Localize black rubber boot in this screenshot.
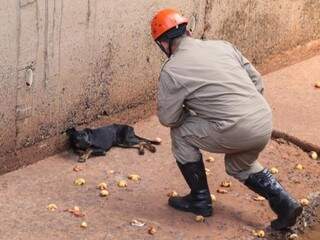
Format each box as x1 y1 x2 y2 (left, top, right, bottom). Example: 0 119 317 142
245 169 303 230
168 157 213 217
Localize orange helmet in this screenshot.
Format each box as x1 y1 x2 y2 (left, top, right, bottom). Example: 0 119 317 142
151 8 188 40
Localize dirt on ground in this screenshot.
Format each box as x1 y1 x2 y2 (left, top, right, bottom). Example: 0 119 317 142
0 115 319 240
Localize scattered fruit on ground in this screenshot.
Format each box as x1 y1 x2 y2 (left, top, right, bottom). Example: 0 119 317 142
128 174 141 182
315 81 320 88
309 151 318 160
167 191 178 197
97 182 108 190
252 230 265 238
73 166 83 172
155 137 162 143
108 170 115 175
270 167 279 174
74 178 86 186
195 215 205 222
148 226 157 235
288 233 299 240
300 198 310 206
211 194 216 202
220 180 232 188
253 196 265 201
130 219 146 227
206 156 215 163
64 206 85 217
295 164 304 170
205 168 211 175
117 180 127 188
98 182 108 190
100 190 109 197
47 204 58 212
80 221 88 228
217 189 228 194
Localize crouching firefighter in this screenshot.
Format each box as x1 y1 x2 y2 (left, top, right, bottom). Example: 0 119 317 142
151 8 302 230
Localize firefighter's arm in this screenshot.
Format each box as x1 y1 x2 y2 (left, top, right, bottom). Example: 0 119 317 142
232 45 264 94
157 70 189 128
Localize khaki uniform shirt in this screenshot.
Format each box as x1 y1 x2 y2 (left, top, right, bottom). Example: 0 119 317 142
157 37 272 135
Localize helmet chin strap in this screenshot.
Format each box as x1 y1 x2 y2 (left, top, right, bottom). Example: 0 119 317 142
156 39 173 58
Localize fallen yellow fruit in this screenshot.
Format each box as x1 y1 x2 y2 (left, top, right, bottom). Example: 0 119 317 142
117 180 127 188
167 191 178 197
217 189 228 194
128 174 141 181
310 151 318 160
155 137 162 143
211 194 216 202
206 156 215 163
74 178 86 186
315 81 320 88
47 204 58 212
80 221 88 228
295 164 304 170
73 166 83 172
100 190 109 197
253 196 265 201
108 170 115 174
300 198 309 206
221 180 232 188
97 182 108 190
270 167 279 174
253 230 265 238
148 226 157 235
195 215 205 222
288 233 299 240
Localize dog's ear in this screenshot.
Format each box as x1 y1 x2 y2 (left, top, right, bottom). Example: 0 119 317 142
66 127 76 136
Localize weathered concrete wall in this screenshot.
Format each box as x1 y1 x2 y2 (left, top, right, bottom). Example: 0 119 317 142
0 0 319 173
204 0 320 64
0 0 206 173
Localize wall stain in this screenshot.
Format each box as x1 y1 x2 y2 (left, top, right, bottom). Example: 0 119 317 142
43 0 49 87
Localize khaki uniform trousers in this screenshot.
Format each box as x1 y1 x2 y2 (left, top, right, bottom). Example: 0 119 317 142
170 115 272 181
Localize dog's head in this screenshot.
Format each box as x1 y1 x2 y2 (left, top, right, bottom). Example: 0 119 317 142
66 127 91 150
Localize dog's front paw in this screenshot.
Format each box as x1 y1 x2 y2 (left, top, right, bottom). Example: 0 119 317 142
78 149 92 162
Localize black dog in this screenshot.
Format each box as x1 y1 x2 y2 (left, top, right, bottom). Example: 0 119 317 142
66 124 161 162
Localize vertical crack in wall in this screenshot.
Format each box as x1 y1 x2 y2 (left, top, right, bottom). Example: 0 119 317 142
14 0 22 144
201 0 212 40
58 0 64 132
43 0 49 87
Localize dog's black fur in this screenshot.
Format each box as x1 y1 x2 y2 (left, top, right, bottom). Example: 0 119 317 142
66 124 160 162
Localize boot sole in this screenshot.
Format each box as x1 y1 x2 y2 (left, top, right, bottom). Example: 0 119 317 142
168 201 213 217
271 205 303 230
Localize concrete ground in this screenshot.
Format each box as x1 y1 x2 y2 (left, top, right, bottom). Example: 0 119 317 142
264 55 320 146
0 56 320 240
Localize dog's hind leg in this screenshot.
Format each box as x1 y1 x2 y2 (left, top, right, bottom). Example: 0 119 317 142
79 149 93 163
138 143 145 155
142 142 156 153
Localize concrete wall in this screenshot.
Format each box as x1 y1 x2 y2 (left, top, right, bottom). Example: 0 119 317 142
204 0 320 64
0 0 319 173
